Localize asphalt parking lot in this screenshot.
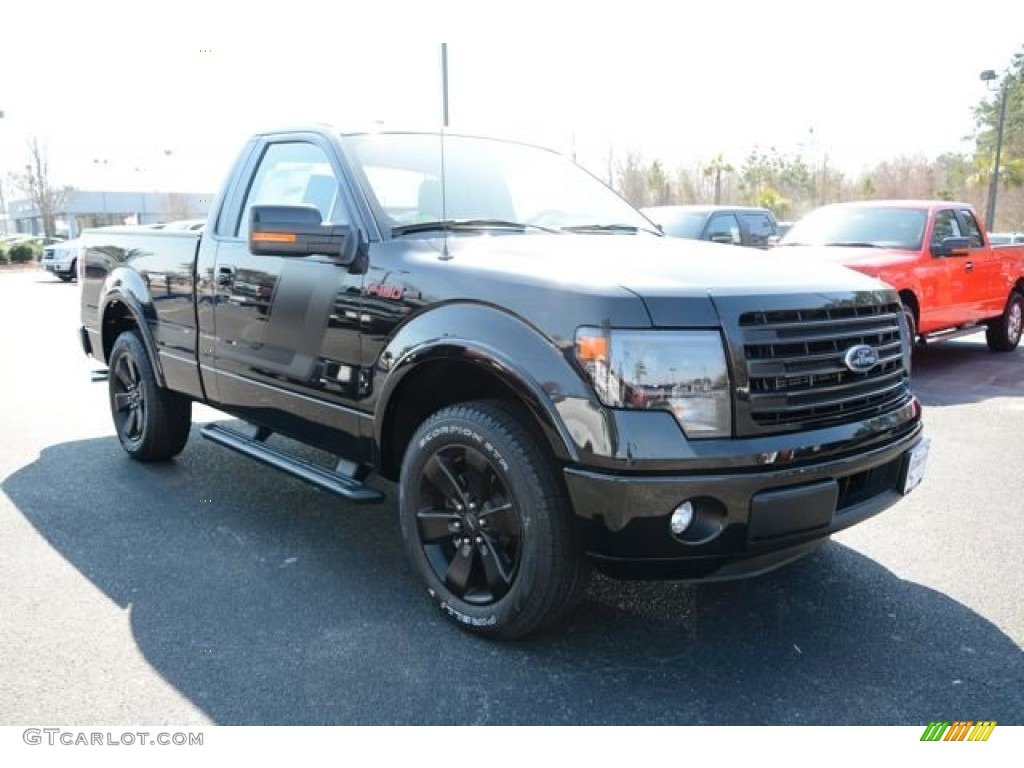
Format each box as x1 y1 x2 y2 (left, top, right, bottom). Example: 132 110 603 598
0 267 1021 725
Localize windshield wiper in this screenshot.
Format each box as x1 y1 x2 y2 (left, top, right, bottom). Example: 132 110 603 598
392 218 560 236
560 223 660 236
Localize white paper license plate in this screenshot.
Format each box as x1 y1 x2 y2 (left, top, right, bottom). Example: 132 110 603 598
903 438 930 495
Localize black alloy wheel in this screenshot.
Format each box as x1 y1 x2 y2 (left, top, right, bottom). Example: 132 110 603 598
399 400 587 638
111 351 147 445
415 442 522 605
107 330 192 462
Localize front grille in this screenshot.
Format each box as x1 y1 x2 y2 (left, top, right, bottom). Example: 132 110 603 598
739 302 910 431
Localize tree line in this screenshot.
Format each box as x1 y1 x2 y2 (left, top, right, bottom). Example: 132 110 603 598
612 47 1024 231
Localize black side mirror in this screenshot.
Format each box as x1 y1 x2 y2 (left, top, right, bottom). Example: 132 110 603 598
709 232 735 245
931 235 971 257
249 205 357 264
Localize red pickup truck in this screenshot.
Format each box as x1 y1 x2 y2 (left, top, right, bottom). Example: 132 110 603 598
778 200 1024 351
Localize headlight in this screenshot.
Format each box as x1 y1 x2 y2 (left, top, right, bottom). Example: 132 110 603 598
574 328 732 438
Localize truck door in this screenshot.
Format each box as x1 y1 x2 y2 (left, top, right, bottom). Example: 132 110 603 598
922 208 972 330
209 137 368 450
957 207 1003 317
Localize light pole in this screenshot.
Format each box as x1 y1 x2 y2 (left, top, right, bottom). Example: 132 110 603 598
441 44 450 128
980 69 1009 232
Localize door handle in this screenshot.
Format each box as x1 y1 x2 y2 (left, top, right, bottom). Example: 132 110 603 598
217 266 236 287
964 261 974 272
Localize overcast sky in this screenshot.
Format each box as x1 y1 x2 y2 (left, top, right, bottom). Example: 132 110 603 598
1 1 1022 194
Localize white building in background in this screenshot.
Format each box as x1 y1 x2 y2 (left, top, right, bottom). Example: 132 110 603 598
7 189 213 238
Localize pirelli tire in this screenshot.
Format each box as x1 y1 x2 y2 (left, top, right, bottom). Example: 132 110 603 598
985 290 1024 352
108 330 192 462
398 400 588 639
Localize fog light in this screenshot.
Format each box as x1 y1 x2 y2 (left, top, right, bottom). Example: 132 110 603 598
670 501 694 534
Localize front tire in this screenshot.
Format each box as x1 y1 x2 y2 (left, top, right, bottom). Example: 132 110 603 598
399 401 587 639
108 330 192 461
901 301 918 347
985 290 1023 352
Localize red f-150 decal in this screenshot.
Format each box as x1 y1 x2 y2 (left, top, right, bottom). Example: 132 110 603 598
366 283 405 300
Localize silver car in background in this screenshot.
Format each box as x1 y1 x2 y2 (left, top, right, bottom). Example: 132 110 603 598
40 238 83 282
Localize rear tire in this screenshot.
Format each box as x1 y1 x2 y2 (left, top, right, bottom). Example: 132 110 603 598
108 330 192 461
985 290 1023 352
398 400 588 639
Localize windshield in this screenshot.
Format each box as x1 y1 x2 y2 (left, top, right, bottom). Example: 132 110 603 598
781 205 927 250
643 209 707 239
341 133 658 236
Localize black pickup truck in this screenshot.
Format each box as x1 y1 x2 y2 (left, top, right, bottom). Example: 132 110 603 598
79 127 928 638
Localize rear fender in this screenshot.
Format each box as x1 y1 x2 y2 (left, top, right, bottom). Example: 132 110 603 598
99 267 165 386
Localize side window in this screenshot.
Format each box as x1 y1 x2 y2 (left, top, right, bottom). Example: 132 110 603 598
740 213 776 247
958 210 985 248
931 209 961 245
706 214 742 245
236 142 345 238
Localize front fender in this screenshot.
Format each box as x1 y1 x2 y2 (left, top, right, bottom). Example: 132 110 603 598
99 268 165 386
372 302 617 463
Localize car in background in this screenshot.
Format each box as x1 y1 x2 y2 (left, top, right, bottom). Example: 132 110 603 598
776 200 1024 351
641 205 780 248
40 238 83 282
146 219 206 232
990 232 1024 245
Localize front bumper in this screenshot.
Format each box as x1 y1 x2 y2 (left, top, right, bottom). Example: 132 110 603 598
565 418 925 580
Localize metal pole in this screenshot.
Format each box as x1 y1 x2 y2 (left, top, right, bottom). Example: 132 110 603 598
985 81 1009 232
441 44 449 128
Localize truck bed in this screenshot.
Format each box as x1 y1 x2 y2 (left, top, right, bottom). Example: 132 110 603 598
80 227 205 399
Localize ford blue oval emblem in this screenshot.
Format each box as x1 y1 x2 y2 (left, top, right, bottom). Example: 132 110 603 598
844 344 879 373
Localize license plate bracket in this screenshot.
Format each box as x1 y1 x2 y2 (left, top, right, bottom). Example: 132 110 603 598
903 438 930 495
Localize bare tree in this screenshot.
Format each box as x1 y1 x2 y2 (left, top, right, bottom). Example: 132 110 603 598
615 151 648 207
674 166 701 204
9 137 73 239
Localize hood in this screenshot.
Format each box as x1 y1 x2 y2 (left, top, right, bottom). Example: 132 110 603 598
443 234 889 295
437 233 894 327
771 244 919 274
